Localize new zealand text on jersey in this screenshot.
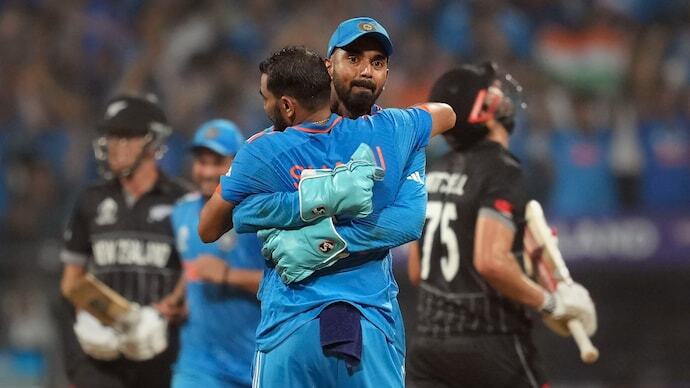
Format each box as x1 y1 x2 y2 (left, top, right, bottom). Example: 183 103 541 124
426 172 468 196
93 239 172 268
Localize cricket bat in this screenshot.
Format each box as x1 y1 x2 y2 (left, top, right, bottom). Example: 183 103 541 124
524 200 600 364
66 273 133 327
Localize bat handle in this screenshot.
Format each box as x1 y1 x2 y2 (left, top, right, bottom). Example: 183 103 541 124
567 319 599 364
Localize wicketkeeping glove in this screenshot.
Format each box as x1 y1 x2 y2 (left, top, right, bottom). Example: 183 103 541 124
259 217 349 284
540 282 597 336
299 143 384 222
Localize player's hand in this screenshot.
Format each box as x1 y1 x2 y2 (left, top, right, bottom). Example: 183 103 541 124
118 306 168 361
259 217 349 284
154 291 187 324
73 310 121 360
194 255 230 284
541 282 597 336
299 143 384 223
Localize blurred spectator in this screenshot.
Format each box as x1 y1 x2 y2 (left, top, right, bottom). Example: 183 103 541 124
548 93 618 217
638 87 690 211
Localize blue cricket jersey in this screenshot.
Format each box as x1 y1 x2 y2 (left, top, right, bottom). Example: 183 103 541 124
220 108 432 352
171 193 263 384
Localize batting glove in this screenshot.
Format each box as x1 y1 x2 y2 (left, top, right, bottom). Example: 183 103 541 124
540 282 597 336
118 305 168 361
73 311 121 360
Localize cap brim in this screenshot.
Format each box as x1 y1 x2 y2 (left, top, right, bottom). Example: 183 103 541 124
190 141 233 157
329 31 393 57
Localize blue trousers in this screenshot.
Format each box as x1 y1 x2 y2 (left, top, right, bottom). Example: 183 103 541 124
173 367 251 388
252 317 404 388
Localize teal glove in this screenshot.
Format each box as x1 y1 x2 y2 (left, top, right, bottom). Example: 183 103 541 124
299 143 384 223
258 217 349 284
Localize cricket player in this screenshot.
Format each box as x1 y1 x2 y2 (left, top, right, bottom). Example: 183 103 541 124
406 63 597 387
171 119 263 388
59 95 189 388
230 16 424 367
198 46 455 387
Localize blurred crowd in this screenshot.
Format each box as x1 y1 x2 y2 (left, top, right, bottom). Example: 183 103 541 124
0 0 689 384
1 0 689 244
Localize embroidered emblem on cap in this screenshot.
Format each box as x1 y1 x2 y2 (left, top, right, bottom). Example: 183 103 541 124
205 127 219 139
359 22 375 32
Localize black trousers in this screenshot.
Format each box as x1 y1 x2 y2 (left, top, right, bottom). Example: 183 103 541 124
68 339 179 388
406 333 548 388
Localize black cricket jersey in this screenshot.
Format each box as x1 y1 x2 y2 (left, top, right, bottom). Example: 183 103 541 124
416 140 531 337
61 173 189 306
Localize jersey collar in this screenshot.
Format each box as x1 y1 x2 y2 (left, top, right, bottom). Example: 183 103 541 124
289 113 342 134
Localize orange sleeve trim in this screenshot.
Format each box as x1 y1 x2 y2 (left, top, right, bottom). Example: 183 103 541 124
411 103 431 112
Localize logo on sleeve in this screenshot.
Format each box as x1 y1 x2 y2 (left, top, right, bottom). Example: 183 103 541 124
494 199 513 218
406 171 424 184
148 204 173 223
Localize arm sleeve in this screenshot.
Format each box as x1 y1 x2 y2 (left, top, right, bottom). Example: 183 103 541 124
335 150 427 253
477 161 527 231
232 192 306 233
60 193 92 266
235 232 267 270
375 107 433 160
219 145 279 204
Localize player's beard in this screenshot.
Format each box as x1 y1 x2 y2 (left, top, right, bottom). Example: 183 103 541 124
333 77 382 118
268 105 290 131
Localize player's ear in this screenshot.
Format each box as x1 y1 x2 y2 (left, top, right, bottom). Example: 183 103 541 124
325 58 334 78
280 96 296 122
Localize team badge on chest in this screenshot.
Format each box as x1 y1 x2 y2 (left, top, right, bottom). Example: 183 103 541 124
95 198 118 225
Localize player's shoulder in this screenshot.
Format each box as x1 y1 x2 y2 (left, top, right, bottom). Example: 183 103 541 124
171 191 201 221
174 191 202 208
246 126 276 144
471 141 523 178
77 179 119 203
243 127 288 154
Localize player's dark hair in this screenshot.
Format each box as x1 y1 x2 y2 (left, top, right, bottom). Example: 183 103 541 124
259 46 331 111
430 62 522 151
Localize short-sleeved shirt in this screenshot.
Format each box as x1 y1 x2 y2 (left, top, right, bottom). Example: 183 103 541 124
416 140 531 337
220 109 432 351
171 192 263 383
61 173 189 305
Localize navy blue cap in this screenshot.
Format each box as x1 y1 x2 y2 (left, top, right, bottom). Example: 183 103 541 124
327 17 393 58
191 119 245 157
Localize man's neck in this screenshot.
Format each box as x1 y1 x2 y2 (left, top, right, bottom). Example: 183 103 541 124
299 106 334 125
486 120 509 149
333 100 374 119
119 160 159 201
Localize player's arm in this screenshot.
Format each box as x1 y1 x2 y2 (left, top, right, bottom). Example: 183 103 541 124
60 192 92 300
334 149 427 253
232 192 303 233
413 102 456 138
194 255 263 294
61 264 86 298
407 240 422 287
199 189 235 242
233 143 382 233
154 276 187 323
474 214 546 309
